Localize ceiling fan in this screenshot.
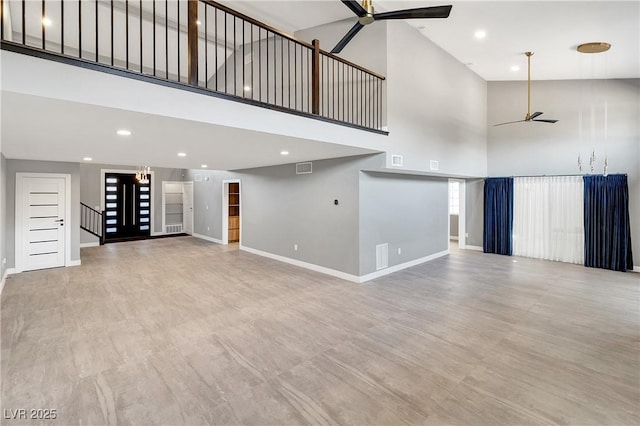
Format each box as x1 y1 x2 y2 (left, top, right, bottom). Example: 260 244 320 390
331 0 453 54
494 52 558 126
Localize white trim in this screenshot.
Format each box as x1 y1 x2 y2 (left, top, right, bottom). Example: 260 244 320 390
0 269 9 295
632 266 640 273
80 242 100 248
449 178 466 249
222 179 241 246
68 260 81 267
240 245 361 282
465 245 484 252
15 173 72 273
183 181 194 235
101 168 156 236
450 236 459 241
192 233 223 245
239 245 449 284
359 250 449 283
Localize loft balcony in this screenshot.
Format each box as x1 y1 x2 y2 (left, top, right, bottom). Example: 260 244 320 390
0 0 387 133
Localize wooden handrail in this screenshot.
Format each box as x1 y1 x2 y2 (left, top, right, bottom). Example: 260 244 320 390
320 50 386 80
200 0 384 79
2 0 387 131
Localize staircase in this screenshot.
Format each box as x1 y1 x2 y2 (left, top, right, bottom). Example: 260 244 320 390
80 203 105 245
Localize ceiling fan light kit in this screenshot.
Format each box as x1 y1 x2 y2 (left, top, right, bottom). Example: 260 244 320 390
331 0 452 54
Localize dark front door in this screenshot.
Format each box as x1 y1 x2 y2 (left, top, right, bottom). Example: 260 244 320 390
104 173 151 241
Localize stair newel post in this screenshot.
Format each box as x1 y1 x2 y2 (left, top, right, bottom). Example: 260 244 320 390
101 210 106 245
187 0 199 86
312 39 320 115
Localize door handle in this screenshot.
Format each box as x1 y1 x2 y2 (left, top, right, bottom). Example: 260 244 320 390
54 219 64 222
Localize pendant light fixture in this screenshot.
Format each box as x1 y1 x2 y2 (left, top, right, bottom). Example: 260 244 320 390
577 42 611 174
136 166 151 184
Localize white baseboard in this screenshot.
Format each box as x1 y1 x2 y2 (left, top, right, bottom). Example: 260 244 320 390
633 266 640 273
464 245 484 252
192 233 224 245
239 245 449 284
239 245 361 282
359 250 450 283
67 260 81 267
80 242 100 248
450 236 459 241
0 269 9 295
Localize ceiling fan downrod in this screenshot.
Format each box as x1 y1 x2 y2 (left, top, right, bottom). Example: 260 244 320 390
526 51 533 121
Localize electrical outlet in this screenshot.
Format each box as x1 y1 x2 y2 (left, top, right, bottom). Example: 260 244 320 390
465 233 469 238
398 248 401 255
207 226 210 231
294 244 298 251
2 258 5 265
206 205 209 210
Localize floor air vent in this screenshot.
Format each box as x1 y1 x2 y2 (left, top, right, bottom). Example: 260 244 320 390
296 162 313 174
376 243 389 270
166 224 183 234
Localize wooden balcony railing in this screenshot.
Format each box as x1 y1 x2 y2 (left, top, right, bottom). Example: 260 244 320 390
0 0 387 132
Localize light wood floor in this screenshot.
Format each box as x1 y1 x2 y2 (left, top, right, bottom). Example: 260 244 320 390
1 237 638 425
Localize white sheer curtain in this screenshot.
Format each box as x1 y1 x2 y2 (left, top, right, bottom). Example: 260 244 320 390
513 176 584 264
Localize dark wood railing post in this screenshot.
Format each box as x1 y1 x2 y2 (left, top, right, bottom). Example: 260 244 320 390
187 0 198 86
312 39 320 115
101 210 106 245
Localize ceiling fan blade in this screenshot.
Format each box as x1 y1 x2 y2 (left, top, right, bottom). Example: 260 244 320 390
340 0 367 17
493 119 527 127
374 5 452 20
532 119 559 123
529 111 543 119
331 22 365 54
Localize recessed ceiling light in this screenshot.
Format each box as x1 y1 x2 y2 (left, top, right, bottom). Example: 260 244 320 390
243 85 251 92
510 65 520 72
280 150 289 156
201 164 208 168
116 129 131 136
178 152 187 157
474 30 486 39
83 157 92 161
42 17 52 27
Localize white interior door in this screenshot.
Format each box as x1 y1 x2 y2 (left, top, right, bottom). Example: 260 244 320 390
19 176 66 271
182 182 194 234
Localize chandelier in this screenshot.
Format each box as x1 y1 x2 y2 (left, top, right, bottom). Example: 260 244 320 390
136 166 150 184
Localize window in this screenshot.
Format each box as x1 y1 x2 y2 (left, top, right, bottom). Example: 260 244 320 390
449 181 460 215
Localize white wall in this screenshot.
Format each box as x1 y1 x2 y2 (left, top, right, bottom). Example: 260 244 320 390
488 78 640 266
296 20 487 177
4 160 81 269
385 22 487 176
359 171 449 275
0 154 6 280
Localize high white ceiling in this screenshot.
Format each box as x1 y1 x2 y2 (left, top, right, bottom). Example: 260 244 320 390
224 0 640 81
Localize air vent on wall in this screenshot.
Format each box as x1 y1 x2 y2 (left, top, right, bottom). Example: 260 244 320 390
391 155 403 167
376 243 389 270
296 162 313 174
